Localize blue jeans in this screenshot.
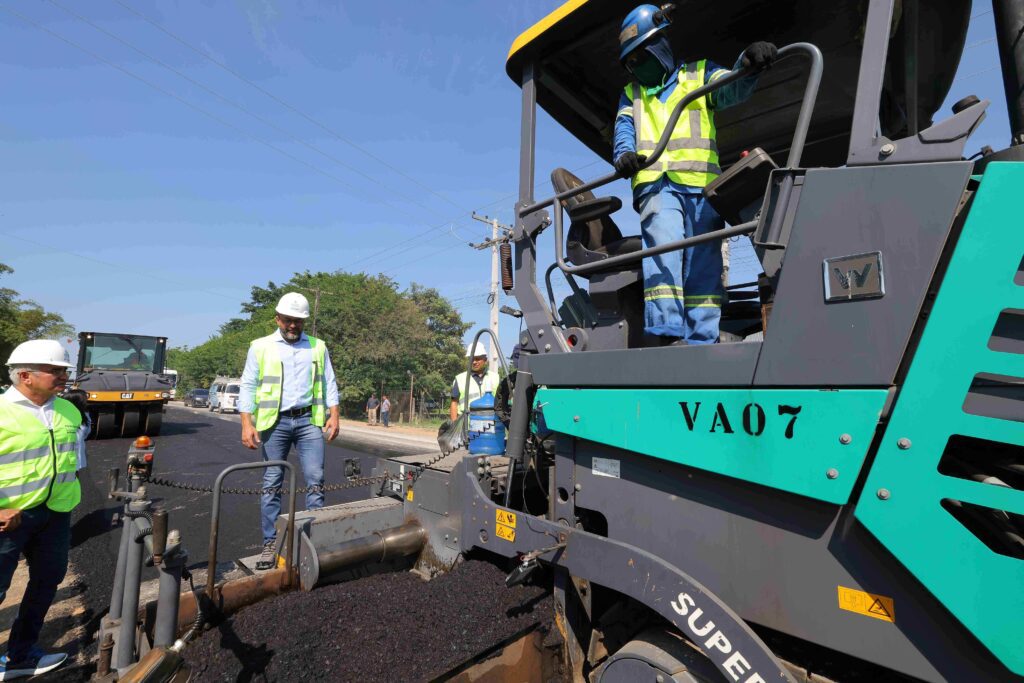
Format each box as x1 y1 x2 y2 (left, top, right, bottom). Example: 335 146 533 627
639 188 724 343
259 415 325 543
0 506 71 661
381 410 390 427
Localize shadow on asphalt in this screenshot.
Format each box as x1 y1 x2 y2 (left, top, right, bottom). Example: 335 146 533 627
157 420 211 436
70 506 119 551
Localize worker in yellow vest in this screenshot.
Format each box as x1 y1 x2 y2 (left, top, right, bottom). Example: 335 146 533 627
613 4 776 345
0 340 79 680
450 343 500 422
239 293 340 570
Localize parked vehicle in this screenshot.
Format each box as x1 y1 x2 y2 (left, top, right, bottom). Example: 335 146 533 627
184 388 209 408
209 376 242 414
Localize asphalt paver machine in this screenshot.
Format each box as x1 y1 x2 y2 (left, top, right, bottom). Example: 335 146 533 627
130 1 1024 680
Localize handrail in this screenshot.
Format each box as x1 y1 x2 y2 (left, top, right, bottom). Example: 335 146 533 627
523 43 823 277
207 460 297 598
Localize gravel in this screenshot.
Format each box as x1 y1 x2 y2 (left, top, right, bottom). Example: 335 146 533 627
183 558 554 682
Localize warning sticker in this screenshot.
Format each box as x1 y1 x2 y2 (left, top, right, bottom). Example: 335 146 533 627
837 586 895 623
406 488 414 502
496 524 516 542
496 509 517 528
592 457 621 478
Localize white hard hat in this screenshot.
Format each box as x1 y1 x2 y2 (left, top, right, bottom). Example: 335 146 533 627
6 339 73 368
275 292 310 319
465 342 488 358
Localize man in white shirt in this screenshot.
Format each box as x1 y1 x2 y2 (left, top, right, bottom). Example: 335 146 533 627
238 293 340 570
0 340 80 680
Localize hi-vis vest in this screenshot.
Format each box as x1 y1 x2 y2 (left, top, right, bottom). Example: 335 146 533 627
0 397 81 512
251 333 328 431
626 60 722 190
453 371 500 416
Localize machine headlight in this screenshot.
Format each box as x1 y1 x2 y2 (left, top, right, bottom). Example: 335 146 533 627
161 392 170 399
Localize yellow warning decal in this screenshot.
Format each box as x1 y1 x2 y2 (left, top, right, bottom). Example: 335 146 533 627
837 586 895 623
496 524 516 542
406 488 414 502
496 509 517 528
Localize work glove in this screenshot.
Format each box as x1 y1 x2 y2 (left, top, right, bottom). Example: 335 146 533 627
437 419 452 437
741 41 778 70
614 151 647 178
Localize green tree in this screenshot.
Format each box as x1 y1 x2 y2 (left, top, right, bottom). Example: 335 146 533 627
167 271 469 416
0 264 74 383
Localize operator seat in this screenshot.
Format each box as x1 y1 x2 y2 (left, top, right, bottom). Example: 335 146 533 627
551 168 644 349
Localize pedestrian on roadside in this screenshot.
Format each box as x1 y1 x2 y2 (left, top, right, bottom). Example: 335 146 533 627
239 293 341 570
380 395 391 428
0 340 80 680
366 393 379 426
60 389 91 471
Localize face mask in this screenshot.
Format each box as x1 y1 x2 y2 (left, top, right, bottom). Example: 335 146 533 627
630 53 667 88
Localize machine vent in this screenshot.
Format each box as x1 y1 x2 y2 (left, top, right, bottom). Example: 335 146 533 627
941 499 1024 560
962 373 1024 423
988 309 1024 355
937 434 1024 491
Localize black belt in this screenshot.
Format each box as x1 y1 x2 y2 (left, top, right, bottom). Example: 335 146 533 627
281 406 312 417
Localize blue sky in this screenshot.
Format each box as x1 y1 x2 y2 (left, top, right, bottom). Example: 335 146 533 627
0 0 1011 360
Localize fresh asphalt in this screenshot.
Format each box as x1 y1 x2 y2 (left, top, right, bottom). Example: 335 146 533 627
56 403 400 678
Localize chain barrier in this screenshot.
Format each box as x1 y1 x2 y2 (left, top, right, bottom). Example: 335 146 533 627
143 473 390 496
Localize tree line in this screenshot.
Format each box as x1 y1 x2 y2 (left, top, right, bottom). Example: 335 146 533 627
0 264 74 384
167 271 471 415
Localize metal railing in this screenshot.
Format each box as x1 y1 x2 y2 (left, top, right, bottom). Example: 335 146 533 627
519 42 823 277
207 460 297 598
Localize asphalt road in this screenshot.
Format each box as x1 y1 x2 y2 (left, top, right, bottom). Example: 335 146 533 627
56 404 386 679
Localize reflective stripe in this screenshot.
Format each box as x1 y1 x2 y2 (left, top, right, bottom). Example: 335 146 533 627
57 442 75 453
664 160 722 174
55 471 77 484
632 82 642 148
684 295 723 308
708 68 730 82
311 399 326 407
258 400 279 409
260 375 281 385
689 109 702 139
644 285 685 302
638 138 717 152
684 62 700 80
617 107 632 119
0 445 50 467
0 477 49 501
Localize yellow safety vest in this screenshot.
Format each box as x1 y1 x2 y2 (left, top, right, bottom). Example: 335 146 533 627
0 397 81 512
453 371 500 416
626 60 721 190
251 333 328 431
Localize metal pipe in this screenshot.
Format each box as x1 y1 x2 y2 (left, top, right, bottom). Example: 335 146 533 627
108 474 143 621
317 523 426 578
115 506 150 670
150 508 167 566
504 370 535 508
993 0 1024 143
153 543 185 648
462 329 511 418
207 460 296 599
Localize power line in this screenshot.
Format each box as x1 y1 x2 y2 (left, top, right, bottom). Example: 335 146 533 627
966 36 996 50
954 65 999 82
48 0 454 224
111 0 466 212
0 230 248 303
0 4 384 203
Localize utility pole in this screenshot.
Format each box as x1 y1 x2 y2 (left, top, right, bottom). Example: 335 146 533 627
408 371 415 423
471 213 512 368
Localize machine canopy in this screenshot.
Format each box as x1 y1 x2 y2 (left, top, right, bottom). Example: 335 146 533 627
506 0 971 167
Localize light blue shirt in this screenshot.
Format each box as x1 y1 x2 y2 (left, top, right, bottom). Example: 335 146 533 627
239 330 339 413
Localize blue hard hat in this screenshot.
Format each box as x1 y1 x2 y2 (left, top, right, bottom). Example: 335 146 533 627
619 4 673 61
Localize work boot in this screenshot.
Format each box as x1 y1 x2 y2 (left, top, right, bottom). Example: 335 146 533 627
0 649 68 680
255 538 277 571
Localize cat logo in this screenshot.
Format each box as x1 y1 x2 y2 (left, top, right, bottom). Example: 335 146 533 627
823 251 885 302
